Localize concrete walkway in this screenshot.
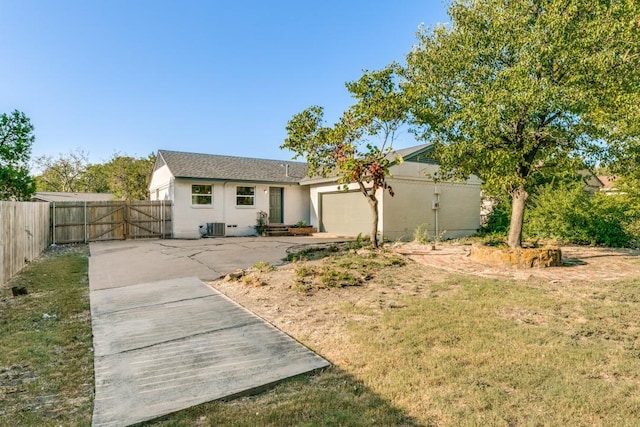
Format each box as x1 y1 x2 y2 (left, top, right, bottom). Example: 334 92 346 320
89 237 343 426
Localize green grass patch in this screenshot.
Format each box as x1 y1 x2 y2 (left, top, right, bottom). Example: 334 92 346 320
284 237 371 262
320 269 360 288
342 275 640 425
0 247 93 426
293 250 406 292
142 368 416 426
252 261 275 273
284 244 341 262
5 245 640 426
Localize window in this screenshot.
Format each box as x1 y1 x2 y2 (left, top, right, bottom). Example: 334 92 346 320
192 184 212 205
236 186 255 206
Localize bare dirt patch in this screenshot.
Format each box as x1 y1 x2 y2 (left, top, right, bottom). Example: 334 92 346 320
209 243 640 424
212 253 434 363
396 242 640 283
210 242 640 363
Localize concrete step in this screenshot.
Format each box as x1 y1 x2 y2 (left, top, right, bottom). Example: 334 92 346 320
264 224 293 237
265 231 292 237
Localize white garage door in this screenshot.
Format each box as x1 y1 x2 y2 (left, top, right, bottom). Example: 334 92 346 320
320 191 371 236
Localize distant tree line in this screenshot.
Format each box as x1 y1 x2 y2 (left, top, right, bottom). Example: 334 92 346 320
34 150 156 201
0 108 155 201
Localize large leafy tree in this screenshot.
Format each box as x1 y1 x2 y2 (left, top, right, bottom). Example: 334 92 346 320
106 154 156 201
0 110 36 200
34 149 90 192
282 65 406 248
404 0 640 248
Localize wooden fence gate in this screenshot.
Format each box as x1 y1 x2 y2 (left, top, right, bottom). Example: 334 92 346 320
51 201 172 244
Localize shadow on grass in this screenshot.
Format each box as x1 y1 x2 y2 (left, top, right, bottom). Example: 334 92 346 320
138 366 420 427
561 257 588 266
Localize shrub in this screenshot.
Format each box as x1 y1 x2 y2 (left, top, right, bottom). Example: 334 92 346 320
413 223 430 244
480 198 511 235
525 182 639 247
253 261 274 272
320 269 360 288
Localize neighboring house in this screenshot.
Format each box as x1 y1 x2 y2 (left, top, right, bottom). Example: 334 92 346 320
149 145 482 240
598 175 619 195
31 192 115 203
578 169 606 193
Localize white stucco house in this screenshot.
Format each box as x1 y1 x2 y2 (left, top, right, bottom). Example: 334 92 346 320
149 145 482 240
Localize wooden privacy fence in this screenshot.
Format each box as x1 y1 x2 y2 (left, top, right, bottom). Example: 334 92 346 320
51 201 172 244
1 201 50 285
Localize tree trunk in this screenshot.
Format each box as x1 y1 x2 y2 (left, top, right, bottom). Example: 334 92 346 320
367 196 379 248
508 185 528 248
358 182 379 248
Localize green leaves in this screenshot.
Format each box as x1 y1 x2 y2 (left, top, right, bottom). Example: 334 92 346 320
34 151 156 201
403 0 640 247
282 66 407 248
0 110 35 200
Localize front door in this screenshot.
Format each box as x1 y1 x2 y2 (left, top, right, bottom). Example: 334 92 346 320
269 187 283 224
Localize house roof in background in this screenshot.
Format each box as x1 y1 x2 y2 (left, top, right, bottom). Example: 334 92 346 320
300 144 436 185
31 192 114 202
390 143 434 162
156 150 308 184
598 175 619 189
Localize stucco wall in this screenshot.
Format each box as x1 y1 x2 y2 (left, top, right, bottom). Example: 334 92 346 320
382 178 481 241
308 182 383 235
390 161 441 180
169 180 309 239
308 161 481 241
149 164 174 201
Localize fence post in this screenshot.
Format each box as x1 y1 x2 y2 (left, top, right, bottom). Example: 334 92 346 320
84 201 88 244
52 202 56 246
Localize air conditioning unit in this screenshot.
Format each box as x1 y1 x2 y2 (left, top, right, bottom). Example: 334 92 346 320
206 222 225 237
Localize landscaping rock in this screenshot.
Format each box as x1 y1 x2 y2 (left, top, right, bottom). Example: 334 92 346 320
470 244 562 268
225 270 245 281
11 287 27 297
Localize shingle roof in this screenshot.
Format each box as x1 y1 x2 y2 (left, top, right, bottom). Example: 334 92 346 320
300 143 435 184
389 143 432 160
598 175 618 189
157 150 308 184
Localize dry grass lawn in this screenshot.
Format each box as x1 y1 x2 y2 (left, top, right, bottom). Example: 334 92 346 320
209 243 640 426
2 242 640 426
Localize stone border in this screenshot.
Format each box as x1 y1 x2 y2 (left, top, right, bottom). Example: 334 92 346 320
469 244 562 268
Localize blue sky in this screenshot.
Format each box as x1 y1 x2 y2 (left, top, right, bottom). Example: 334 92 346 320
1 1 449 168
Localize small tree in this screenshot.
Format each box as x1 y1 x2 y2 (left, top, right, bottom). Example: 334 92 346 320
403 0 640 248
282 66 406 248
0 110 35 200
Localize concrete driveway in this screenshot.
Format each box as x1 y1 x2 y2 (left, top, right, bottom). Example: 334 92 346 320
89 235 350 290
89 236 348 426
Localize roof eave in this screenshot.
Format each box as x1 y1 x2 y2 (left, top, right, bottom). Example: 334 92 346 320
174 176 303 186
